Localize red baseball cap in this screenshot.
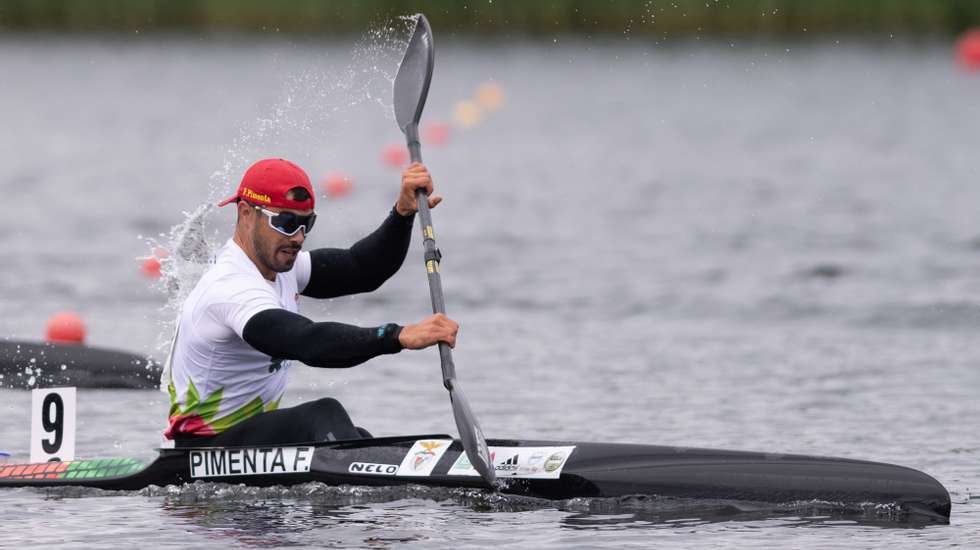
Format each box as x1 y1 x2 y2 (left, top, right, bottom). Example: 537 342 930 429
217 158 315 210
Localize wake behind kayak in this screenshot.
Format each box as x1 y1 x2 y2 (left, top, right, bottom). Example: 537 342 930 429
0 435 951 521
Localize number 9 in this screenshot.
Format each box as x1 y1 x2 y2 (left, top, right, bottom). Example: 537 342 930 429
41 393 64 459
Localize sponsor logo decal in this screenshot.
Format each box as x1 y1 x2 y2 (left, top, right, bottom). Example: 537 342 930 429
242 187 272 204
348 462 398 475
413 441 443 471
497 454 519 472
189 447 313 478
448 446 575 479
396 439 452 477
544 451 567 473
448 451 495 475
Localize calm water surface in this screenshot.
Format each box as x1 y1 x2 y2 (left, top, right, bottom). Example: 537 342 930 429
0 32 978 548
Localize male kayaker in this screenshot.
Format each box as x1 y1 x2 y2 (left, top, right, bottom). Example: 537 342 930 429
165 158 457 447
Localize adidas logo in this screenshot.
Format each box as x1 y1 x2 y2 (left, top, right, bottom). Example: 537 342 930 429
496 454 519 471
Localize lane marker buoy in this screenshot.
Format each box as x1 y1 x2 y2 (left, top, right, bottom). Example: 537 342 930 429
452 100 483 128
382 143 409 168
45 312 86 345
476 82 505 111
957 29 980 69
422 121 451 145
141 257 162 278
322 173 354 198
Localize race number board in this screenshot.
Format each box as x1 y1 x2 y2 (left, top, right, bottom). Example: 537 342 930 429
30 388 76 463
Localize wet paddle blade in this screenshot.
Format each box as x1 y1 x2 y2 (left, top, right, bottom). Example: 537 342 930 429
393 14 434 130
450 386 496 484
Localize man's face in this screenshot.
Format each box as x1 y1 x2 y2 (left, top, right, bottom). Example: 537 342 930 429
249 206 310 274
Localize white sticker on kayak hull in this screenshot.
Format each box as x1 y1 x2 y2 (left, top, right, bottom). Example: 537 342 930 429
449 446 575 479
348 462 398 475
189 446 313 478
396 439 453 477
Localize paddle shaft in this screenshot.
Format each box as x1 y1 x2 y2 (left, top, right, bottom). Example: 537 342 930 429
404 122 457 389
393 16 495 486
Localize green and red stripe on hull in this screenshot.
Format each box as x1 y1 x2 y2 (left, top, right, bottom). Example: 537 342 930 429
0 458 143 481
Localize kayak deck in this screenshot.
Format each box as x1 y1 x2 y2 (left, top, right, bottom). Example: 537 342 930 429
0 435 951 519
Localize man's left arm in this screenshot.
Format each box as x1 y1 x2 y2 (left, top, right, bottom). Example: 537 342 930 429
300 208 414 299
301 162 441 299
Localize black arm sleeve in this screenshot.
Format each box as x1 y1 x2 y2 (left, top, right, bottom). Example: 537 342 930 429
302 207 415 299
242 308 403 369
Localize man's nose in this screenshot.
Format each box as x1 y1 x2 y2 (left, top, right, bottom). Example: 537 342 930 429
289 229 306 245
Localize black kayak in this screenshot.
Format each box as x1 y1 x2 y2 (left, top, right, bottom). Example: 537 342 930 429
0 434 951 519
0 340 160 389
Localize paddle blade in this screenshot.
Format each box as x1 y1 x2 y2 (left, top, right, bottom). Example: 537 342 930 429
450 385 497 486
393 14 434 130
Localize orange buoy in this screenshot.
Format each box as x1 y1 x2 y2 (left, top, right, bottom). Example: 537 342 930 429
422 121 451 145
957 29 980 69
476 82 505 111
452 100 483 128
46 312 86 345
322 173 354 198
141 257 162 278
382 143 409 168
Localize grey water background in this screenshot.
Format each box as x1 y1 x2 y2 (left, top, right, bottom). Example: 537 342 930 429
0 30 978 547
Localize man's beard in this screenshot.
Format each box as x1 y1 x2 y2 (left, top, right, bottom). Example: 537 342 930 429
252 225 301 274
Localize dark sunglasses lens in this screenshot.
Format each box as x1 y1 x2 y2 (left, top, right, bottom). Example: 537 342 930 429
271 212 314 235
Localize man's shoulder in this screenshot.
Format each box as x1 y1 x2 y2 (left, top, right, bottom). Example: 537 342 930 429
188 253 270 306
204 264 268 294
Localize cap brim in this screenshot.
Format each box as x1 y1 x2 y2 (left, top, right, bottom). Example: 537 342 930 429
216 195 238 207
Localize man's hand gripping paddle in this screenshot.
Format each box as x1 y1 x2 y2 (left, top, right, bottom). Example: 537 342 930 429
393 14 497 488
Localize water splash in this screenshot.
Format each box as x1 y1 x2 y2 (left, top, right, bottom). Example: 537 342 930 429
144 18 416 387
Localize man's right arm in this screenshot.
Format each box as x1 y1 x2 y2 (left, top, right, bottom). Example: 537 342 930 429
242 308 403 369
241 308 461 368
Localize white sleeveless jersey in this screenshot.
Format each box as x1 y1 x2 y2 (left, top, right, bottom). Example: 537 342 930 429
164 239 311 439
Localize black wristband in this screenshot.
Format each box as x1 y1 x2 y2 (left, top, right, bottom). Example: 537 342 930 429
378 323 404 353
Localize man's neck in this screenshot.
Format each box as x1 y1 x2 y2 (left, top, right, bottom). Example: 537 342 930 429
233 232 276 281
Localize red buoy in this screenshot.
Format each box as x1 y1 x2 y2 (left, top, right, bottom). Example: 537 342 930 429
141 257 162 278
382 144 409 168
956 29 980 69
422 121 451 146
322 173 353 198
46 312 86 345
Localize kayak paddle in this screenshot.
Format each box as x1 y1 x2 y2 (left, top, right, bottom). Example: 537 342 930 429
393 14 497 488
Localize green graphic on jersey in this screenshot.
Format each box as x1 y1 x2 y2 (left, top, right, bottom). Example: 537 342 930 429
168 378 281 435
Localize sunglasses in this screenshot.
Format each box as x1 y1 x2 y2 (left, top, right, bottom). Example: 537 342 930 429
252 204 316 236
